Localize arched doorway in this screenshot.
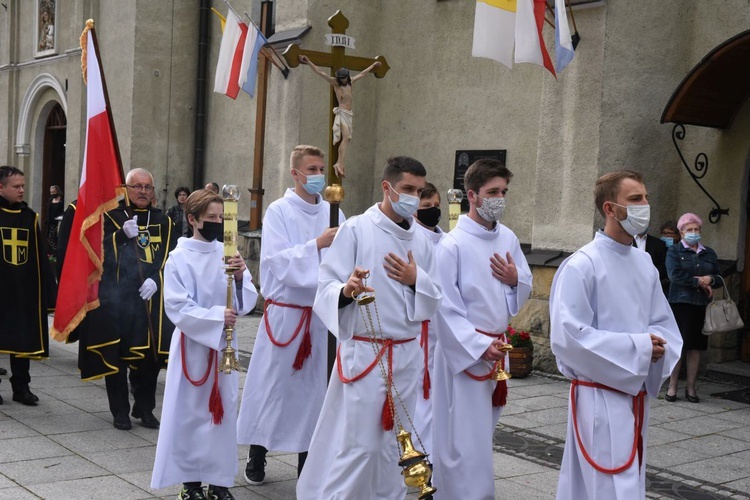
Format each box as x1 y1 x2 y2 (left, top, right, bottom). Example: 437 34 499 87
41 102 66 228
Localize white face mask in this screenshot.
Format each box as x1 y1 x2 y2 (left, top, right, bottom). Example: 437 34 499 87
387 182 420 219
613 203 650 237
476 196 506 222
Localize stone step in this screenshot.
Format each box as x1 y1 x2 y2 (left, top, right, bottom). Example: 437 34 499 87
705 359 750 386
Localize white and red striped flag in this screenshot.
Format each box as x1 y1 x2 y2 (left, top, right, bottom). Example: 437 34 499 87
51 22 124 341
214 9 249 99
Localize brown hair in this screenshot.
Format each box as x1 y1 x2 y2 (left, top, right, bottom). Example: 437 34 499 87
594 170 643 217
185 189 223 228
463 159 512 193
290 145 324 170
382 156 426 184
0 166 23 186
421 182 440 201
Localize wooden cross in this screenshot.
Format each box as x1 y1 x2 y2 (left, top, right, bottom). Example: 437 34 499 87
282 10 389 377
282 10 389 196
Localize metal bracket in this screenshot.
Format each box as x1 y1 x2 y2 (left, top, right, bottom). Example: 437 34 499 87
671 123 729 223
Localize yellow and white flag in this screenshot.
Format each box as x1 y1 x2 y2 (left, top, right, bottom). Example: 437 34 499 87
471 0 517 68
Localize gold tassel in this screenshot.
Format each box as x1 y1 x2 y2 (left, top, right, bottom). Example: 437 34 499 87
79 19 95 85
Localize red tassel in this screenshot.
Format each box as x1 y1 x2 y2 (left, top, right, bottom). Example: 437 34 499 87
423 369 431 400
492 380 508 407
293 329 312 371
209 366 224 425
381 394 394 431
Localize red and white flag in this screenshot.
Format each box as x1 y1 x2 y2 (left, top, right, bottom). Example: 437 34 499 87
214 9 249 99
51 25 124 341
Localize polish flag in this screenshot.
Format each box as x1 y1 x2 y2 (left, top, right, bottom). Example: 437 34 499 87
515 0 556 77
51 25 124 341
214 9 249 99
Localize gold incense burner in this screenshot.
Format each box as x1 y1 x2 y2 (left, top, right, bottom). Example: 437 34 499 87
397 427 436 499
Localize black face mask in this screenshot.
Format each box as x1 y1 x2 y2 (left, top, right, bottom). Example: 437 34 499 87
416 206 441 228
197 221 224 242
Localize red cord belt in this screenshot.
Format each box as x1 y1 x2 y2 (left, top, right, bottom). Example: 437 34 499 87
263 299 313 371
337 335 417 431
180 332 224 425
464 329 508 407
570 380 646 474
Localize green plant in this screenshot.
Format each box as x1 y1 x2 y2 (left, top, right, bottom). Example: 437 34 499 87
506 325 533 348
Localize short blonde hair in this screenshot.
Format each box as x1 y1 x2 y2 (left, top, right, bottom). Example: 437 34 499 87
290 145 324 170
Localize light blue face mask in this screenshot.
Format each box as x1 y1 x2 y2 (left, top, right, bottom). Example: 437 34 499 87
660 236 674 247
297 171 325 195
684 232 701 246
387 182 420 219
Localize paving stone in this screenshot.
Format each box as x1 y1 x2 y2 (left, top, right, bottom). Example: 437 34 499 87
0 419 40 440
647 443 714 468
21 411 113 436
719 426 750 443
511 394 569 411
0 455 107 485
670 450 750 484
647 426 693 446
117 470 177 498
659 415 745 437
532 422 569 441
649 403 705 424
0 397 82 420
0 473 16 489
49 428 153 454
492 452 552 478
508 470 561 496
27 475 150 500
0 487 39 499
0 436 73 464
710 408 750 424
82 446 157 475
672 434 750 458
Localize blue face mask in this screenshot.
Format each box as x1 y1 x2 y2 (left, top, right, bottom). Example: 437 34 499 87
296 171 325 195
387 182 420 219
684 232 701 245
660 236 674 247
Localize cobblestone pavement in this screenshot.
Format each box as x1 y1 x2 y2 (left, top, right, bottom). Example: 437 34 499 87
0 314 748 499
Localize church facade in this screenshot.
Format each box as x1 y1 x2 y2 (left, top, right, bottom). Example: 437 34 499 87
2 0 749 368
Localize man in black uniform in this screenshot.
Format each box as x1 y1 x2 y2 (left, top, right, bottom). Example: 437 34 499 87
79 168 176 430
0 166 56 405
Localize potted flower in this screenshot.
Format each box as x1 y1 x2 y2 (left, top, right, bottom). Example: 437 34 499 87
505 325 533 378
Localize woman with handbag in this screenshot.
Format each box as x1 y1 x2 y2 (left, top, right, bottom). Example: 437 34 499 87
664 213 722 403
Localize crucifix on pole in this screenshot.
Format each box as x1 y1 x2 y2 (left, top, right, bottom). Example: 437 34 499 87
282 10 389 377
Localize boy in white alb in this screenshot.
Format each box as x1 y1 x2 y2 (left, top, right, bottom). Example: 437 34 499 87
296 156 442 500
151 190 258 500
236 145 343 483
432 160 532 500
550 170 681 500
411 182 444 459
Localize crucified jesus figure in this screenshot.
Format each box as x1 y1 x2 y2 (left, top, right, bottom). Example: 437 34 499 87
300 55 381 178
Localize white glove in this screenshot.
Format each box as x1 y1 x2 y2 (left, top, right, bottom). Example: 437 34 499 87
138 278 157 300
122 216 139 239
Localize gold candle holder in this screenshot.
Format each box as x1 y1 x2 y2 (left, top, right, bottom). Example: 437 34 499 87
447 189 463 231
492 343 514 381
220 184 241 374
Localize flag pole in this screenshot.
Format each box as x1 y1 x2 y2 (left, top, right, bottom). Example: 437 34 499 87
242 10 290 78
88 21 161 362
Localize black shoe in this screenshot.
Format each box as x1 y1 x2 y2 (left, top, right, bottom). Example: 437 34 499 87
0 367 7 375
685 389 700 403
113 414 132 430
178 485 207 500
135 411 160 429
244 447 267 485
664 391 677 402
12 389 39 406
206 485 234 500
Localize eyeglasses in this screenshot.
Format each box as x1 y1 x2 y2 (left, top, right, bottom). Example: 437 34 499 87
127 184 155 193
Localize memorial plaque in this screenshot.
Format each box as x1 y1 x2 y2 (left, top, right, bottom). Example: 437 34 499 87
453 150 507 212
